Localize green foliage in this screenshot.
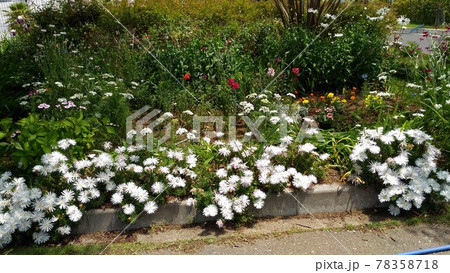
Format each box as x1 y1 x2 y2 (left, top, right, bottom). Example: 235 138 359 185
393 0 449 25
0 113 116 171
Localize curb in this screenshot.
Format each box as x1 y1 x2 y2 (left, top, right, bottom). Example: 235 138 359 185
72 184 380 234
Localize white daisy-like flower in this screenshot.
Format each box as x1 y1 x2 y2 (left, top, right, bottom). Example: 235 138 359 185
39 218 54 232
388 204 400 216
151 182 165 194
144 201 158 214
122 204 135 215
229 140 243 152
32 232 50 244
56 226 71 235
216 168 228 178
298 143 316 153
57 139 76 150
203 204 218 217
218 147 231 157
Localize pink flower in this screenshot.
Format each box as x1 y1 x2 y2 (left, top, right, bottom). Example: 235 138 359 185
38 103 50 109
292 67 300 76
326 113 333 119
267 68 275 77
64 101 76 109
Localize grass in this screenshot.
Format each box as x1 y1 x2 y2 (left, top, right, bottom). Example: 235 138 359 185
405 23 447 30
4 207 449 255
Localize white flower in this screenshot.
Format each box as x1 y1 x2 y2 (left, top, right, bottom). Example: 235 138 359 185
151 182 165 194
253 189 266 200
103 142 112 151
66 205 82 222
57 139 76 150
298 143 316 153
216 219 224 228
176 128 188 135
229 140 243 152
216 168 228 178
126 130 137 140
33 232 50 244
111 192 123 204
55 226 71 235
397 16 410 26
218 147 231 157
270 116 280 124
122 204 135 215
144 201 158 214
183 110 194 115
396 197 412 210
280 136 293 145
233 195 250 213
388 205 400 216
203 204 218 217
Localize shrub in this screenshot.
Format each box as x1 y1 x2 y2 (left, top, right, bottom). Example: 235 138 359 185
0 113 116 171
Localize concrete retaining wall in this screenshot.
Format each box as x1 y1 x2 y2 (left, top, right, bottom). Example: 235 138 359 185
73 184 380 234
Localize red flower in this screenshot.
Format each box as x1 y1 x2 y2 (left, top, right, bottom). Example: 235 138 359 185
292 67 300 76
202 46 206 51
227 78 240 90
275 57 281 63
425 69 432 73
184 73 190 80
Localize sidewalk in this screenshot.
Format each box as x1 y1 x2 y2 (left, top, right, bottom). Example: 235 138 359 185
67 210 450 255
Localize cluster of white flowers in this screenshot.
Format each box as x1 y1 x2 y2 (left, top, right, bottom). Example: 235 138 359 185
350 128 450 216
0 171 77 248
0 134 202 247
200 133 328 226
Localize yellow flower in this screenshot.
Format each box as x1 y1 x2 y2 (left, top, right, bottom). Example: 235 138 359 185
327 92 334 98
302 99 309 104
341 99 347 103
261 99 269 104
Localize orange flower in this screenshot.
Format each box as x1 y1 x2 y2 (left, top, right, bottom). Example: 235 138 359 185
310 93 314 97
294 90 298 95
311 98 316 102
351 91 355 95
352 87 357 91
350 96 355 100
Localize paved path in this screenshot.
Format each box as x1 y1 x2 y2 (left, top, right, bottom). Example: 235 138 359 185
395 28 449 52
193 224 449 255
72 211 450 255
